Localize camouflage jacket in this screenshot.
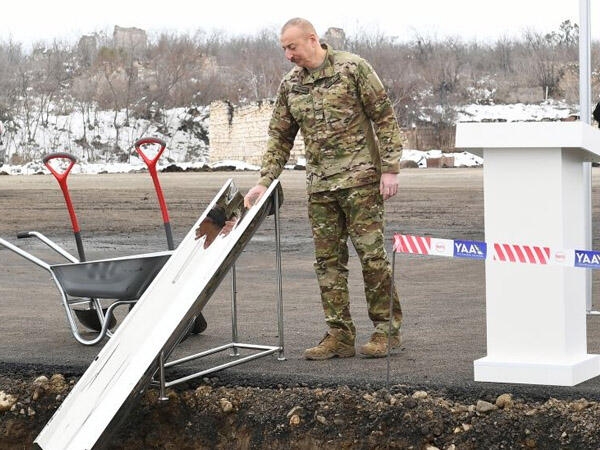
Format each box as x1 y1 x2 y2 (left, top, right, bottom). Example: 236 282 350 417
258 44 404 194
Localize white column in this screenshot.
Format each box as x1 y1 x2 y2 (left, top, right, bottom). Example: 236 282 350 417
456 122 600 386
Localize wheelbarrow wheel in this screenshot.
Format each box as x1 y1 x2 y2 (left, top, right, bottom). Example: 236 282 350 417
74 307 117 332
191 312 207 334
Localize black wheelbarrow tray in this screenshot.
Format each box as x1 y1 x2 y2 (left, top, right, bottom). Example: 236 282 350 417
0 230 173 345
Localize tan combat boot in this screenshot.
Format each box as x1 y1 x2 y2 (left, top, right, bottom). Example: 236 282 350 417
358 332 401 358
303 329 355 360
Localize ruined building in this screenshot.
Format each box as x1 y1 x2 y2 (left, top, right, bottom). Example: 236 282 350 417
113 25 147 55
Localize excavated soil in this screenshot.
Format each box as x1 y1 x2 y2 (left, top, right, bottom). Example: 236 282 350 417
3 369 600 449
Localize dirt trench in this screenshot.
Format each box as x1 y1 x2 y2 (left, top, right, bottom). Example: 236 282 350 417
3 370 600 450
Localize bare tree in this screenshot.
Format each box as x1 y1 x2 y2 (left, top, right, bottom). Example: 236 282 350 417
140 33 200 122
523 30 566 100
93 40 144 156
212 29 287 102
1 20 598 160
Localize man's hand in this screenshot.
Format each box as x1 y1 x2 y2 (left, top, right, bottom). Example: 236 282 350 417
380 172 399 201
244 184 267 208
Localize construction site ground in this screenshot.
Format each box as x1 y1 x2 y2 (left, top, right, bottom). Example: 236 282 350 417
3 168 600 449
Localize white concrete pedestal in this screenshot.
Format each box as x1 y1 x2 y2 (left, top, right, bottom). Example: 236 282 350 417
456 122 600 386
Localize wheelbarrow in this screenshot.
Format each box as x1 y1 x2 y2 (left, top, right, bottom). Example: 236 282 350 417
0 138 209 344
0 234 173 345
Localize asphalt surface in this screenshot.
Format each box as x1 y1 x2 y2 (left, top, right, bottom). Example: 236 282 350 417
2 169 600 401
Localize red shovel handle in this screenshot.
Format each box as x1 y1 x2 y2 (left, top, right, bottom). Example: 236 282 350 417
43 152 77 183
42 152 86 261
43 153 79 231
134 137 167 170
134 137 174 250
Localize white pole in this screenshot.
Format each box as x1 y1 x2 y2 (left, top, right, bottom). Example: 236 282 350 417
580 0 591 124
579 0 595 313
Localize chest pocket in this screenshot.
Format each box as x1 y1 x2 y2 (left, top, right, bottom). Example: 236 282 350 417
321 73 359 131
288 84 313 126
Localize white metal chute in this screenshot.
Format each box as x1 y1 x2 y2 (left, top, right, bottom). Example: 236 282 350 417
34 178 283 450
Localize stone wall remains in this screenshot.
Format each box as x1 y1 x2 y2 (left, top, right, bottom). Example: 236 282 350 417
208 100 455 165
209 100 305 165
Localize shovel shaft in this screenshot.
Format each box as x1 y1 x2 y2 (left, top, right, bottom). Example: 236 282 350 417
134 137 174 250
43 152 86 261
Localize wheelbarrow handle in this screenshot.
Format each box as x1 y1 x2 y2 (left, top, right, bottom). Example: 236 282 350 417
17 231 78 262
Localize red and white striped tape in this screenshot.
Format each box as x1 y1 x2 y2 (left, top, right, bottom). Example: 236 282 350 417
392 233 573 267
393 234 431 255
492 243 551 265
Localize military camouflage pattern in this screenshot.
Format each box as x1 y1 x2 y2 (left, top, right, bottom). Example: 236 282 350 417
256 42 404 342
308 183 402 341
258 43 404 194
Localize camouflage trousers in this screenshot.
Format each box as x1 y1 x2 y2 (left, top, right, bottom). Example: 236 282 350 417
308 182 402 343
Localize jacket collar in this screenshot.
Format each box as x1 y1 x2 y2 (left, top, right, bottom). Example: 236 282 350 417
300 43 335 85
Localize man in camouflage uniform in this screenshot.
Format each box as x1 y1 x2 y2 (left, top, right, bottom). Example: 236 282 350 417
244 18 404 359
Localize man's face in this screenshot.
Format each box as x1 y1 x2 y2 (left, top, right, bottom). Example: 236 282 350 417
280 26 315 68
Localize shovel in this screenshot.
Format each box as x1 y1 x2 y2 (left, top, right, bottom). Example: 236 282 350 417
134 137 207 334
42 152 116 331
134 137 174 250
43 153 86 261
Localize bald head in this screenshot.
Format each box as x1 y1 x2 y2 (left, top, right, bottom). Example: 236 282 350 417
281 18 318 38
280 17 326 69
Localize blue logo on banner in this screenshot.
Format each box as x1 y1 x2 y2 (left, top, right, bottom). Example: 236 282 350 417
574 250 600 269
454 240 487 259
